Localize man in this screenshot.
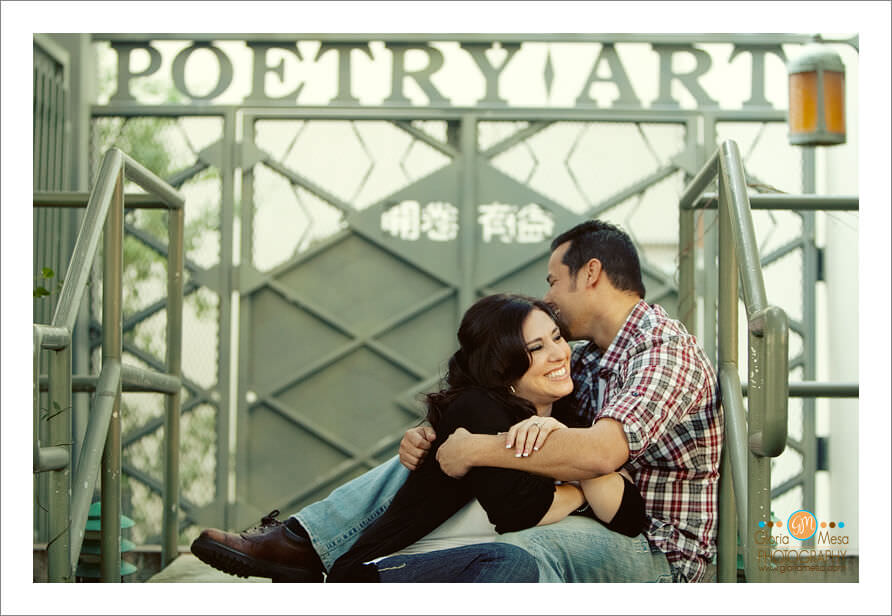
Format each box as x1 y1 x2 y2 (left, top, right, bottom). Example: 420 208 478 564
192 220 722 582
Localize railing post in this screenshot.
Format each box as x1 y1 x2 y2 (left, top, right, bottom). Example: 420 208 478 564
717 447 737 582
100 166 124 582
34 327 44 474
678 204 696 334
35 148 186 581
457 115 478 317
681 140 798 584
717 170 742 580
47 342 72 582
162 204 185 567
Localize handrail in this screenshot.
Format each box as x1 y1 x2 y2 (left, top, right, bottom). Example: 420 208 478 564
719 141 770 315
50 152 185 333
33 147 185 582
689 193 859 211
678 140 790 583
34 191 173 209
746 381 858 398
70 359 121 572
33 323 73 580
121 154 185 209
33 325 69 471
39 364 182 394
747 307 789 457
51 149 123 334
718 368 750 532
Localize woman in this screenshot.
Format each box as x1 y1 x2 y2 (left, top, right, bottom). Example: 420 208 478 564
327 294 646 582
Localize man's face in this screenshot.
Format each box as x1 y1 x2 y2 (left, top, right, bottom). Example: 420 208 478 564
544 241 586 339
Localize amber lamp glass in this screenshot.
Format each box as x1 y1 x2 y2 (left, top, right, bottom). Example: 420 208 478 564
787 44 846 146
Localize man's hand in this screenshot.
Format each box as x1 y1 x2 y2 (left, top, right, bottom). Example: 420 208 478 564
399 426 436 470
436 427 475 478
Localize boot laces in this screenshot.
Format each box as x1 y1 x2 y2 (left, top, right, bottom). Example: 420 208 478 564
242 509 282 536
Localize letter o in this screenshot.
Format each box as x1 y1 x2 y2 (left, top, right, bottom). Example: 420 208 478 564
172 43 233 101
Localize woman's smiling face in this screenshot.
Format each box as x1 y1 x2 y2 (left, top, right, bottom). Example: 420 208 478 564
513 308 573 415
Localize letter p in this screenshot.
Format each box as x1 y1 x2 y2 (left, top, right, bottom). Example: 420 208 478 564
110 42 162 102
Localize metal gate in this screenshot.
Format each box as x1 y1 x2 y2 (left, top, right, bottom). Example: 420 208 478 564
232 110 692 525
33 33 72 543
76 34 827 542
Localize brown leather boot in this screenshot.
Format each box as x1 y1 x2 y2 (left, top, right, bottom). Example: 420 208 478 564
190 510 324 582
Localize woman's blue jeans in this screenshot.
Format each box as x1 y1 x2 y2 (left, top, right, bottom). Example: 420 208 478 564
294 455 672 583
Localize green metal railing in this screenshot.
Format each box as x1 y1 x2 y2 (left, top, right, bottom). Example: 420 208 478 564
687 185 859 563
33 148 185 582
679 140 791 583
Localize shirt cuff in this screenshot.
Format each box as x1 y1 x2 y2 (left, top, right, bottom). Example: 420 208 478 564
597 409 646 460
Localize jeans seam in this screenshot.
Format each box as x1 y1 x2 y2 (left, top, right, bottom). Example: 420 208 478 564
300 501 394 569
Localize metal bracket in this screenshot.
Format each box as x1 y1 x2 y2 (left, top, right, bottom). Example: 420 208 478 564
198 139 270 170
816 436 829 471
671 144 706 176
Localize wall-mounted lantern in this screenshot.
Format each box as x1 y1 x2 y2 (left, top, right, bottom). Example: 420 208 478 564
787 44 846 146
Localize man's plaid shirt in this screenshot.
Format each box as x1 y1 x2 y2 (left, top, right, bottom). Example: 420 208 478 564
565 301 722 582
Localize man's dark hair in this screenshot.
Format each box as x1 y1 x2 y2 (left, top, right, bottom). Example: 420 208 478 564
550 220 646 298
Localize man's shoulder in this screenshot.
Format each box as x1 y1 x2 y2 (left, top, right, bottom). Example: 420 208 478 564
636 303 689 336
628 305 701 352
623 308 715 380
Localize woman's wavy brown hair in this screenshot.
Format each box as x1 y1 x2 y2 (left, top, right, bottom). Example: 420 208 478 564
424 293 568 430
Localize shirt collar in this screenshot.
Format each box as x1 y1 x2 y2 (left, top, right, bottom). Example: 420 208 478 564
572 300 651 371
595 299 651 374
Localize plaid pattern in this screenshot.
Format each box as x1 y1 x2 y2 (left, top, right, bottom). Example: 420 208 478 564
568 301 722 582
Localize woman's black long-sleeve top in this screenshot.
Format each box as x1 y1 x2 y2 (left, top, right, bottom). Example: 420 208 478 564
327 387 556 582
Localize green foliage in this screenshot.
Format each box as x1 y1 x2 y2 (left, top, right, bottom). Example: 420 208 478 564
33 266 62 298
93 55 223 325
94 119 220 323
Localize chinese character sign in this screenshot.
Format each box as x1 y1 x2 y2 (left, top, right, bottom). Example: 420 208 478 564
478 202 554 243
420 201 459 241
515 203 555 243
381 201 553 244
382 200 459 241
478 203 517 243
381 200 422 240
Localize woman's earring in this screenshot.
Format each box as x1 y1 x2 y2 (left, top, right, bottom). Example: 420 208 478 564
509 385 516 394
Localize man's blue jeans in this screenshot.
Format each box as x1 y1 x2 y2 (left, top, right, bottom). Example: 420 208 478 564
294 455 672 583
375 544 539 582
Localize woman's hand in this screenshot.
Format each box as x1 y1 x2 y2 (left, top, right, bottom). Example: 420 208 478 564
505 416 567 458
